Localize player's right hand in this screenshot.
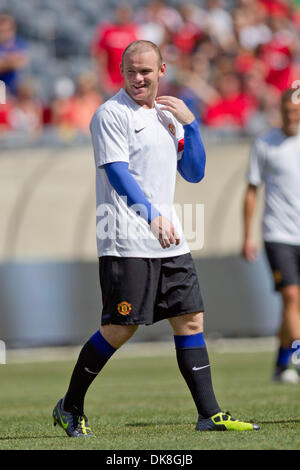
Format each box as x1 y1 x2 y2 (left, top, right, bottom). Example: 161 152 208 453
150 215 180 249
242 238 258 263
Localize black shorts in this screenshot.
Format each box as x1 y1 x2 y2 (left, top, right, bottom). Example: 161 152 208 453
99 253 204 325
264 241 300 291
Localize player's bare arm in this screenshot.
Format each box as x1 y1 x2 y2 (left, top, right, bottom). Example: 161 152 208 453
242 184 258 263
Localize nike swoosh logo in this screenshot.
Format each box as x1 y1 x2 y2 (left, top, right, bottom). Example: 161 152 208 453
135 127 145 133
84 367 99 375
57 408 69 429
192 365 210 371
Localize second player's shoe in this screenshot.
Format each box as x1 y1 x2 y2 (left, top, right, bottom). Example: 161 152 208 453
53 398 94 437
196 411 260 431
272 368 299 384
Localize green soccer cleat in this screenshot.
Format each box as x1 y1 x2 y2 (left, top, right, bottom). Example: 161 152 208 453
196 411 260 431
53 398 94 437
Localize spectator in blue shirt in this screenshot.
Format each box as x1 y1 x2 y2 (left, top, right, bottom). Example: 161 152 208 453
0 13 29 96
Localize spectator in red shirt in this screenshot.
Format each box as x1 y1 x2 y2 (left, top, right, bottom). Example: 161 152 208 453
258 0 290 17
172 4 203 55
0 100 13 135
203 72 256 128
91 5 140 97
258 14 298 91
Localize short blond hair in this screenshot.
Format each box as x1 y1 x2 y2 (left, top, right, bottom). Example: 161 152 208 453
122 40 163 67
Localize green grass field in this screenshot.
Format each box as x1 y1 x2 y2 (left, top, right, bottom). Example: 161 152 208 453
0 349 300 450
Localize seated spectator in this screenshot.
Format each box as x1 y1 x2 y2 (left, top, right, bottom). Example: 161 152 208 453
71 71 103 134
203 0 236 52
196 37 221 63
91 4 140 98
135 0 171 47
0 100 13 135
233 2 272 51
172 4 203 55
202 72 256 128
0 13 29 97
245 82 281 134
51 73 102 137
173 50 219 123
258 14 298 91
258 0 291 17
135 0 184 66
136 0 183 36
9 77 43 139
50 77 77 140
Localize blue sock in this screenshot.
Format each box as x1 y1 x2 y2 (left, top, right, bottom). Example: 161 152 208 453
174 332 206 349
90 330 116 359
276 346 294 370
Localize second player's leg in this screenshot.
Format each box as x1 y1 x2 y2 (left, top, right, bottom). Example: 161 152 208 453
278 285 300 348
273 285 300 381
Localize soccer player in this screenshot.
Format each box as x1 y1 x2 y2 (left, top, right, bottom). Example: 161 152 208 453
242 88 300 383
53 40 259 437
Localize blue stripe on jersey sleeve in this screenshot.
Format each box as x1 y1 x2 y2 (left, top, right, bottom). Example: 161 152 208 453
177 119 206 183
104 161 161 224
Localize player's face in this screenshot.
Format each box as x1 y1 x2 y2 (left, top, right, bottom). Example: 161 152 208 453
0 19 15 43
121 49 166 108
281 100 300 136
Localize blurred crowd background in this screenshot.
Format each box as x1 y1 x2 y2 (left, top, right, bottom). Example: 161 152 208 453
0 0 300 148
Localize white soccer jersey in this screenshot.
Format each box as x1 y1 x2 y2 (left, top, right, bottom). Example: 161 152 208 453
247 127 300 245
90 88 190 258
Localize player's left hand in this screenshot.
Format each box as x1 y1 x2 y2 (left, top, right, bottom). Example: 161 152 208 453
156 96 195 125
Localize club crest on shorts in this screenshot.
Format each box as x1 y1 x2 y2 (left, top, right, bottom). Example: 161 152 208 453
117 301 132 315
168 123 175 136
273 270 282 283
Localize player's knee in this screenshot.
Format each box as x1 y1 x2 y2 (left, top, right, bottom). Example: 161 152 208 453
170 311 203 335
100 324 138 349
281 286 300 308
185 316 203 334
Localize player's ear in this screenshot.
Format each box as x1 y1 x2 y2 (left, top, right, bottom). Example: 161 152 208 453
159 62 166 78
120 62 124 77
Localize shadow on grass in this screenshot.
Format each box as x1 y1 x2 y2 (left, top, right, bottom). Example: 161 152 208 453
0 435 66 441
126 417 300 427
126 422 192 427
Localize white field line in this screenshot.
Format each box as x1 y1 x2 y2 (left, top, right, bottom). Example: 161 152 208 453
5 337 277 364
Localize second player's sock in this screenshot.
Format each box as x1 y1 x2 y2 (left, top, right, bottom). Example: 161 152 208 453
174 332 221 419
63 330 116 412
275 346 294 372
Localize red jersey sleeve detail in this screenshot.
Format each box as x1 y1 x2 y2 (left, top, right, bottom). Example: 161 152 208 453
178 138 184 153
